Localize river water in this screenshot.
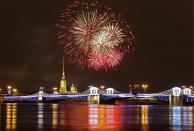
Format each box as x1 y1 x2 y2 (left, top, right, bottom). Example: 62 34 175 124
0 103 193 131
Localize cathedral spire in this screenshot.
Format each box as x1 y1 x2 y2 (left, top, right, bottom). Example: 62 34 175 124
62 56 65 80
59 56 67 94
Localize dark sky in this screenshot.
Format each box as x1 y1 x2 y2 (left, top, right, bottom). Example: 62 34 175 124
0 0 193 93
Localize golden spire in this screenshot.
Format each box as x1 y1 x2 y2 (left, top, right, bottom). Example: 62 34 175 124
59 56 67 94
62 56 65 80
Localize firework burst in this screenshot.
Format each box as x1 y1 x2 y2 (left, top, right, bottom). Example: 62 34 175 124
91 22 125 54
72 10 109 52
56 0 134 71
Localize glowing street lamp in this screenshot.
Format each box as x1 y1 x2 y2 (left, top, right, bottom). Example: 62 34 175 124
100 85 105 90
7 85 12 95
134 84 140 89
129 84 132 93
7 85 12 90
142 84 148 93
13 88 18 96
53 87 58 91
40 86 44 91
53 87 58 95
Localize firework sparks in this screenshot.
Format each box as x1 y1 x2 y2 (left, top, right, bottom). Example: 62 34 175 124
56 0 134 71
88 50 123 70
72 10 109 52
91 23 125 54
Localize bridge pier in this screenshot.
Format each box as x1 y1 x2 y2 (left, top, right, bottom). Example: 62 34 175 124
169 95 183 106
169 87 183 106
88 94 100 104
88 87 100 104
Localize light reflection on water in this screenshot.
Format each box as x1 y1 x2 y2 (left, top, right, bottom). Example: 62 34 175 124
37 103 44 129
52 104 58 128
88 105 122 129
141 105 149 131
0 103 193 130
6 103 17 130
0 104 1 129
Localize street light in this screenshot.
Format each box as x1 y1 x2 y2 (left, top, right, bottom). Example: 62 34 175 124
142 84 148 93
129 84 132 93
7 85 12 90
7 85 12 95
100 85 105 90
13 88 18 96
40 86 44 91
53 87 58 91
134 84 140 89
53 87 58 95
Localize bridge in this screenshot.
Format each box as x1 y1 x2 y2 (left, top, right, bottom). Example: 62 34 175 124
3 86 194 105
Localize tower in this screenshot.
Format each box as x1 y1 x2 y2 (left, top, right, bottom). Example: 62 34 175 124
59 57 67 94
70 83 77 94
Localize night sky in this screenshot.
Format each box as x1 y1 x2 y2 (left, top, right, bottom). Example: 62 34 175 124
0 0 193 93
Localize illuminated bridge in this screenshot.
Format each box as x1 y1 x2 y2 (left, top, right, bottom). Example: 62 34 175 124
3 86 194 105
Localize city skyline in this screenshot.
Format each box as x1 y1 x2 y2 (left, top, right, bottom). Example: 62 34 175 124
0 0 193 93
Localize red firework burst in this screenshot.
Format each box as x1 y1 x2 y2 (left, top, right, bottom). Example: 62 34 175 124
88 50 123 70
56 0 134 71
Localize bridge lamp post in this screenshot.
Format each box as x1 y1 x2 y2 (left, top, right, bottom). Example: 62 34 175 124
100 85 105 90
142 84 148 93
53 87 57 91
7 85 12 95
53 87 58 95
40 86 44 91
13 88 18 96
181 85 186 89
133 84 140 94
129 84 132 94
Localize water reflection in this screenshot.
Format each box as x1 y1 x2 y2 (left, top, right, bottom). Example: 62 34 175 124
170 106 182 126
59 104 65 126
0 104 193 130
6 103 17 130
182 107 193 129
0 104 1 129
37 103 44 129
169 106 194 131
141 105 149 131
88 105 122 129
52 104 58 128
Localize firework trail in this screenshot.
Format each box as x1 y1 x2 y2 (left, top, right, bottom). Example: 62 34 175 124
56 0 134 71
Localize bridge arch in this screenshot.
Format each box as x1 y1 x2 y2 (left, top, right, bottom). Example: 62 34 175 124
183 88 191 96
89 87 98 95
172 87 182 96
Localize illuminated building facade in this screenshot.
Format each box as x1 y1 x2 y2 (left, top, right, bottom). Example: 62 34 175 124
70 84 77 94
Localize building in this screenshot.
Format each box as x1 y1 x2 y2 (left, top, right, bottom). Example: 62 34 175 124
59 57 67 94
70 84 77 94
